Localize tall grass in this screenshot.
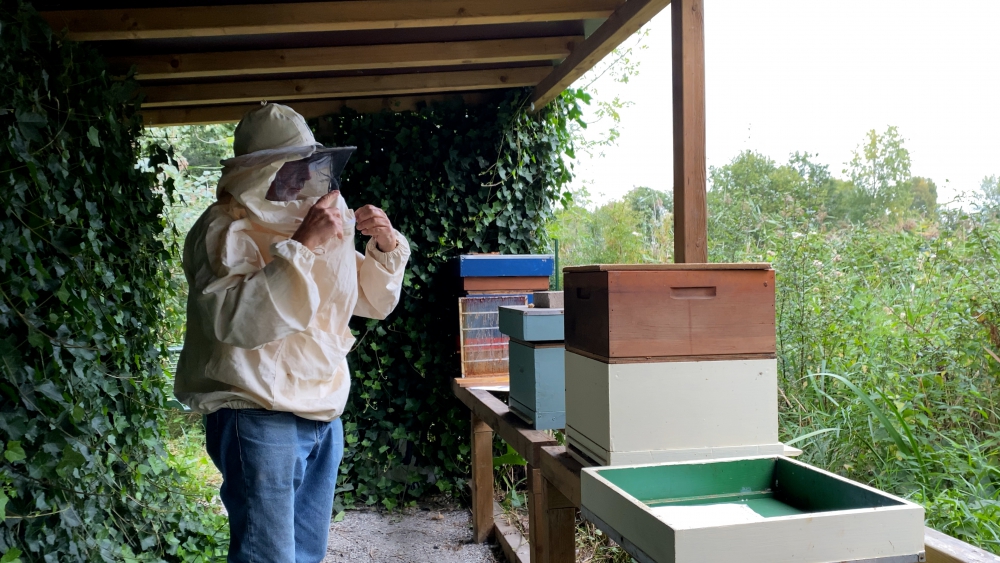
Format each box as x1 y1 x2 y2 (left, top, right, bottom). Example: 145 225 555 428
762 216 1000 551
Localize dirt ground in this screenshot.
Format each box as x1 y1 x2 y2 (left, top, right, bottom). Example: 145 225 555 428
323 506 500 563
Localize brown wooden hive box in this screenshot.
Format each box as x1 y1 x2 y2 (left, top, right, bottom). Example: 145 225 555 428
563 264 776 361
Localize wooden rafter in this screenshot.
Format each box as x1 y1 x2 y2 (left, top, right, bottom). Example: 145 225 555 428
141 67 551 108
140 93 495 127
110 37 581 80
531 0 670 109
41 0 622 41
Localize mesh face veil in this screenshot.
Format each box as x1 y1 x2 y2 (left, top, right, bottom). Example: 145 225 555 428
265 147 356 202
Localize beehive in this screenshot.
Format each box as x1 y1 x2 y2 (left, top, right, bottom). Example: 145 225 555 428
581 456 925 563
565 353 782 466
563 264 775 361
499 302 566 430
563 264 780 466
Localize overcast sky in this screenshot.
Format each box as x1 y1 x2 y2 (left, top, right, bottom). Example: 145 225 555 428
571 0 1000 207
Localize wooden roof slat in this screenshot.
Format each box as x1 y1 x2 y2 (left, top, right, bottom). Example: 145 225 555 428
140 92 496 127
140 67 552 107
531 0 669 109
41 0 623 41
111 37 582 80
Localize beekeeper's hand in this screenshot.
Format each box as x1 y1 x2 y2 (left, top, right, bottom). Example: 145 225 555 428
355 204 397 252
291 190 343 250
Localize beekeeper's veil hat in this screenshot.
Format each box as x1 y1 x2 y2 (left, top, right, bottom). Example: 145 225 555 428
218 103 355 234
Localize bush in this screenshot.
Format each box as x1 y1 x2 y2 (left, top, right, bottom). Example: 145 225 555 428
0 3 224 560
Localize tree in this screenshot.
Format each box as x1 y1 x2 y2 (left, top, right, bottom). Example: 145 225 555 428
908 176 938 216
977 175 1000 211
844 126 913 220
624 186 672 253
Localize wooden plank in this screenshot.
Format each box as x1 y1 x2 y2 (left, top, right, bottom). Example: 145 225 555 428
565 346 775 364
528 465 547 563
543 476 577 563
40 0 623 41
672 0 708 263
471 413 495 543
141 67 552 108
464 276 552 292
140 93 494 127
494 500 532 563
531 0 669 109
455 375 511 388
540 445 582 507
112 37 582 80
563 262 771 272
451 379 557 466
925 528 1000 563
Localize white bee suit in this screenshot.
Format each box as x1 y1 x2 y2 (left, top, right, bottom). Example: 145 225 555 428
174 106 409 421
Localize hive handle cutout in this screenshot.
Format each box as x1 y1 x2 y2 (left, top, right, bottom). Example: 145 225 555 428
576 287 592 299
670 286 717 299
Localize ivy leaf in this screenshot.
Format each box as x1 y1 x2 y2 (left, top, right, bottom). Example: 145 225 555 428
0 490 9 521
87 126 100 147
0 548 23 563
55 283 70 303
4 441 26 464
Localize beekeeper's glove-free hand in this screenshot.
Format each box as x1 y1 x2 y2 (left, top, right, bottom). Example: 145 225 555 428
355 204 397 252
291 190 343 250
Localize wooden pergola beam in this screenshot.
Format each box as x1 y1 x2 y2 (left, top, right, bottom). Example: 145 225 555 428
140 93 495 127
41 0 623 41
672 0 707 263
111 37 582 80
141 67 551 108
530 0 670 109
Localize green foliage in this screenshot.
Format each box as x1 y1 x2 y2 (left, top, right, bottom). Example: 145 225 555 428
977 175 1000 212
0 3 224 560
308 89 583 509
843 126 915 220
144 124 235 347
548 186 672 288
738 218 1000 552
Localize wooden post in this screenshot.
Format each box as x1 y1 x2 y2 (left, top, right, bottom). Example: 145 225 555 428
471 413 494 543
672 0 708 263
543 476 577 563
528 465 547 563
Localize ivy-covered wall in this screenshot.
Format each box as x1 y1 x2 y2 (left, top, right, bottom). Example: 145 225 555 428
0 3 222 561
311 90 583 508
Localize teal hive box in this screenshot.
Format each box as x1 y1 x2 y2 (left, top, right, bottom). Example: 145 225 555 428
507 339 566 430
498 306 564 341
581 456 925 563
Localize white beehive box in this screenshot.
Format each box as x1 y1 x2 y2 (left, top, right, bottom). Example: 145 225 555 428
565 352 783 466
581 456 926 563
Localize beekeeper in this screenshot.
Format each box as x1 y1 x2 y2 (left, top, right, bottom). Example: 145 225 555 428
174 103 410 563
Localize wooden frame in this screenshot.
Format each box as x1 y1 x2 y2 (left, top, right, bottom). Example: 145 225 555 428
141 67 552 108
139 92 497 127
111 37 582 80
530 0 670 109
40 0 623 41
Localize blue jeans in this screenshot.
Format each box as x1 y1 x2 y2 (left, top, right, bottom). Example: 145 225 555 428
205 409 345 563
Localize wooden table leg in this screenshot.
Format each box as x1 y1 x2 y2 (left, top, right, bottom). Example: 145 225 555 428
528 464 550 563
543 476 576 563
471 413 494 543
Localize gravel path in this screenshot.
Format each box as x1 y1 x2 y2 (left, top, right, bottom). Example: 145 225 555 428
324 507 499 563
